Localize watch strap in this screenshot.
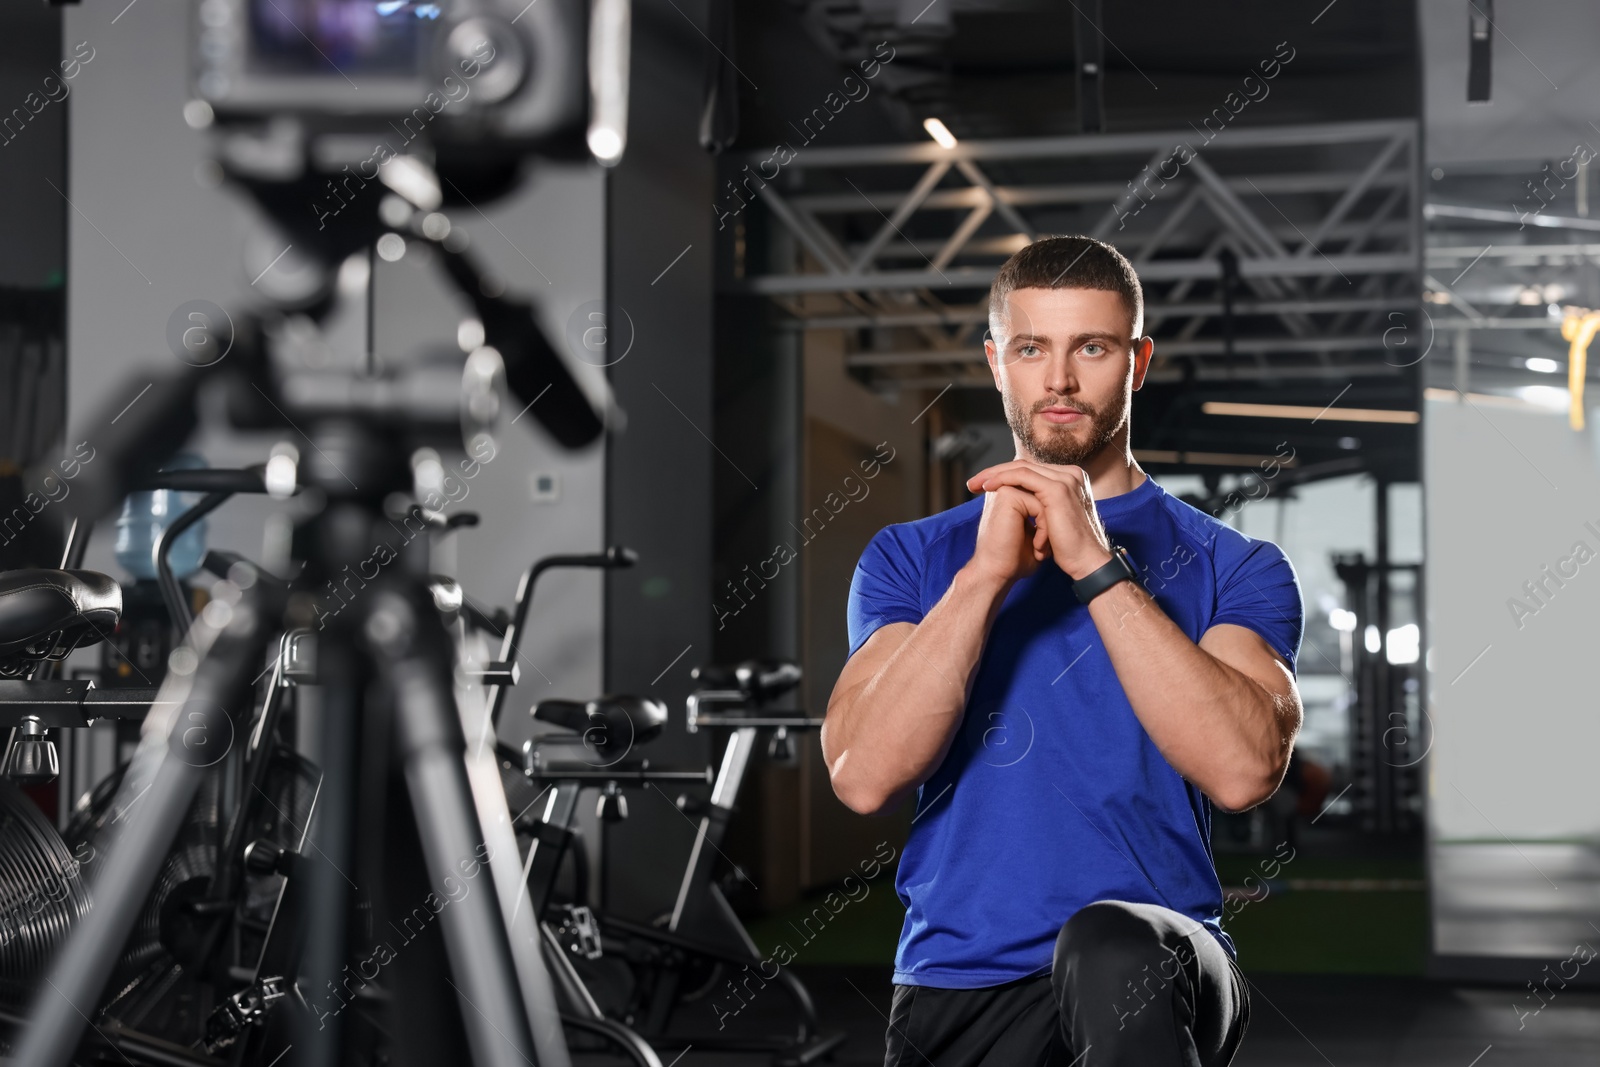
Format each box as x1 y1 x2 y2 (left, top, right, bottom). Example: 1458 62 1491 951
1073 545 1140 605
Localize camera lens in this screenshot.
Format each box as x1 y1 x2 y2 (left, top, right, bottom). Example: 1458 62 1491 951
446 18 527 106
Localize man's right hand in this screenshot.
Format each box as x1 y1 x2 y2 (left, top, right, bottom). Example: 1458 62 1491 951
967 485 1045 587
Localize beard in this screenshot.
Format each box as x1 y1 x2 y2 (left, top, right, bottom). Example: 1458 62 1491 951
1003 386 1128 467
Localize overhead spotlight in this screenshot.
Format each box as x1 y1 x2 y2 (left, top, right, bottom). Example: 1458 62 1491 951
922 117 958 150
1524 356 1561 373
1517 287 1543 306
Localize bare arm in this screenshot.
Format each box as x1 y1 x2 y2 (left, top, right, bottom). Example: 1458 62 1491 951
822 485 1043 816
820 564 1013 816
1088 580 1303 811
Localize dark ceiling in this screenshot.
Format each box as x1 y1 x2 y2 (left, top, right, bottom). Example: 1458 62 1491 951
737 0 1421 144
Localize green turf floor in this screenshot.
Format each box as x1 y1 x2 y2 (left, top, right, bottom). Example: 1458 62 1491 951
744 854 1429 974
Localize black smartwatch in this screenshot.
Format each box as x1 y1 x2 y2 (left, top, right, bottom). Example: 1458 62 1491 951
1072 544 1141 605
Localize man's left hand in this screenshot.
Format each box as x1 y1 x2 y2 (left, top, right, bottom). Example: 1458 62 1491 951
964 461 1114 581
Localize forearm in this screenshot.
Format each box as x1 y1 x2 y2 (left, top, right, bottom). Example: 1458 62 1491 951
1086 580 1290 810
822 565 1011 814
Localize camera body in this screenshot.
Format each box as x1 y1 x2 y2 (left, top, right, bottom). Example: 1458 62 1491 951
191 0 590 156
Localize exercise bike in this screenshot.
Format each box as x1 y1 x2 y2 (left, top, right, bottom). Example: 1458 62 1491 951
507 661 845 1066
0 467 325 1064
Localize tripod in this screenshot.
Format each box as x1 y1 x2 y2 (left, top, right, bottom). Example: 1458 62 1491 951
12 139 606 1066
14 421 571 1067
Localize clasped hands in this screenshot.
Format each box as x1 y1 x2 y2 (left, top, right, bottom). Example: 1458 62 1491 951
965 461 1115 584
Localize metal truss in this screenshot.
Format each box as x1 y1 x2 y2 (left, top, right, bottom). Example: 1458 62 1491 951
729 119 1422 390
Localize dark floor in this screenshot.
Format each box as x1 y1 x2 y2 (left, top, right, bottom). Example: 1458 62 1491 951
573 821 1598 1065
628 965 1600 1067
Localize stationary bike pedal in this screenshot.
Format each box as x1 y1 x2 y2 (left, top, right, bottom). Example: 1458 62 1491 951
203 974 288 1053
554 904 604 960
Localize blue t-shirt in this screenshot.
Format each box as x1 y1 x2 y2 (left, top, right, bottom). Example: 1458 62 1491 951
845 473 1303 988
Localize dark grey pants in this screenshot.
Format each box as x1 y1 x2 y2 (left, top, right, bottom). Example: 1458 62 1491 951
883 900 1250 1067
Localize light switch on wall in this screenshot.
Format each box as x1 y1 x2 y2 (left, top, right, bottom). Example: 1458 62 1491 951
530 472 561 503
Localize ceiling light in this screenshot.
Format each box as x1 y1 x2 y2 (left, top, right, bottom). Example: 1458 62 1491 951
1524 357 1560 373
1515 385 1570 410
923 117 958 150
1200 401 1420 424
1386 623 1419 665
1518 287 1543 306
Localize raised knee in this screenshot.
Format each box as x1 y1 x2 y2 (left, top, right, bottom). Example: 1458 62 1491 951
1053 900 1170 984
1056 902 1158 966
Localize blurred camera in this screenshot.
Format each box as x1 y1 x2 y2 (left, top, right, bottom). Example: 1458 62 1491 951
191 0 606 159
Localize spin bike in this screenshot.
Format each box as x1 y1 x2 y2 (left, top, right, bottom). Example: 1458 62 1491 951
511 662 845 1066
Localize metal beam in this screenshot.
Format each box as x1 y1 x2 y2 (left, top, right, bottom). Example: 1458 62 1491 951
779 295 1417 331
1425 203 1600 233
848 160 951 273
738 121 1420 388
847 335 1394 367
854 220 1411 263
953 158 1037 241
1426 242 1600 262
877 362 1406 390
791 172 1409 214
734 253 1418 295
1294 134 1408 257
736 118 1419 168
754 184 851 274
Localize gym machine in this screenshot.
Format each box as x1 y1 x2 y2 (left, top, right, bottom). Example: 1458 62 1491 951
505 659 845 1066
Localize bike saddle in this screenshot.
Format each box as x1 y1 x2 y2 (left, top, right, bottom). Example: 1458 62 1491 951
690 658 802 704
0 569 122 676
532 694 667 758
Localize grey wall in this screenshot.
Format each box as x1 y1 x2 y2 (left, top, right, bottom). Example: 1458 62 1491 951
1422 0 1600 165
61 0 607 830
1424 392 1600 967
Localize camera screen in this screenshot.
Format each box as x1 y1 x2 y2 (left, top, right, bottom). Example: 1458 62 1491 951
247 0 439 77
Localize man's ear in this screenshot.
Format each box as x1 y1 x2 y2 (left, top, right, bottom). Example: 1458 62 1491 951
983 333 1002 391
1131 336 1154 391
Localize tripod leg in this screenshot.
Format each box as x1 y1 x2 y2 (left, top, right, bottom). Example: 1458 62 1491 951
456 632 573 1067
364 585 560 1067
14 584 278 1067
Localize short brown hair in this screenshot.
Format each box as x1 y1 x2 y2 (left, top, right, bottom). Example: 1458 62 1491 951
988 235 1144 339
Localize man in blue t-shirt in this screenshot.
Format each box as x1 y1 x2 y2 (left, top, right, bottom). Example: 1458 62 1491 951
823 235 1304 1067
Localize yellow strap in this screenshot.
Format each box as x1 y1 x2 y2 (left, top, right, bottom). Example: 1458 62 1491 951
1561 311 1600 431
